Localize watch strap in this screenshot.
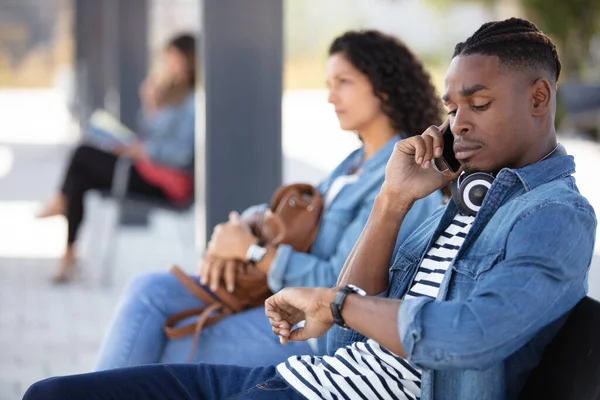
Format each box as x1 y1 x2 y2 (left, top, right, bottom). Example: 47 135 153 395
330 285 365 329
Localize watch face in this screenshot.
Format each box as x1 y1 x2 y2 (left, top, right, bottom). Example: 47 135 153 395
251 244 267 263
247 244 268 264
347 284 367 296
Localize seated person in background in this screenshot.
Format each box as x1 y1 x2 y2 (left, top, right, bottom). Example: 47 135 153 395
36 34 197 283
24 18 597 400
91 30 443 371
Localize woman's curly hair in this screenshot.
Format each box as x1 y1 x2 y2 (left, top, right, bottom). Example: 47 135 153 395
329 30 442 137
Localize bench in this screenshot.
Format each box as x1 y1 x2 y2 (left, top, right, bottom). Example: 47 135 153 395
96 157 194 286
519 296 600 399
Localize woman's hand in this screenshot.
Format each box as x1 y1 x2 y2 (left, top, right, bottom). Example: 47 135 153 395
199 256 247 293
206 212 258 261
116 141 145 160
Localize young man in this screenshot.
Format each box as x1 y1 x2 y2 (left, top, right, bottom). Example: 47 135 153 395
24 17 596 400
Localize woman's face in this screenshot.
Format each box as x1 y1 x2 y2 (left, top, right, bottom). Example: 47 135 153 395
326 52 385 132
162 47 190 83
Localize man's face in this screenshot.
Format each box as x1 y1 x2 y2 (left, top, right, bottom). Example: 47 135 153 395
443 54 537 174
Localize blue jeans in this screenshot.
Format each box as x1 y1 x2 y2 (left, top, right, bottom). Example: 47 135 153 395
24 364 304 400
94 271 314 369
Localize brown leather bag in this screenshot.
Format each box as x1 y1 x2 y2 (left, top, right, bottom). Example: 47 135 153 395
164 183 323 360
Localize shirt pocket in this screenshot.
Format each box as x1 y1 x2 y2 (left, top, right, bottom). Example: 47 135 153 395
388 247 420 299
452 249 504 281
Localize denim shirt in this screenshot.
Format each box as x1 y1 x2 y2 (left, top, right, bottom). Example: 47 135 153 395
244 135 442 293
328 152 597 400
138 92 195 170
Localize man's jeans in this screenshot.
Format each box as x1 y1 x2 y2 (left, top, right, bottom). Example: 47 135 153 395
24 364 304 400
94 271 313 369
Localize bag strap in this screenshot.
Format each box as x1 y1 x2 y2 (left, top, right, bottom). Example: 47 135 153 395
186 302 225 362
170 264 249 313
163 306 225 339
169 265 219 305
163 302 229 361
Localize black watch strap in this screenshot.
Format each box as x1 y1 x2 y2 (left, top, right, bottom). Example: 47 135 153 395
330 285 366 329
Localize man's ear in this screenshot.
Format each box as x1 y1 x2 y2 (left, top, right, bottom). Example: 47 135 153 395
531 78 552 116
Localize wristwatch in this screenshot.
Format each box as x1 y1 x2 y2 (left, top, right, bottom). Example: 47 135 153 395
330 284 367 329
246 241 267 265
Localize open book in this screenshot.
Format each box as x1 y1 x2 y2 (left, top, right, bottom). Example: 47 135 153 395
85 110 137 150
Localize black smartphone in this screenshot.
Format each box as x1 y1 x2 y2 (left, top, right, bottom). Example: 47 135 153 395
440 125 461 173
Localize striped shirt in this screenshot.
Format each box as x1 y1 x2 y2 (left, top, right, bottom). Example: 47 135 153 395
404 214 474 301
278 214 475 400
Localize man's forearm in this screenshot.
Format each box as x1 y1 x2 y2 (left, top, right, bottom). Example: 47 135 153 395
342 294 405 357
337 193 413 294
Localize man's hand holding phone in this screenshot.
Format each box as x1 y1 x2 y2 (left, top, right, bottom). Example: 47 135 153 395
381 121 462 208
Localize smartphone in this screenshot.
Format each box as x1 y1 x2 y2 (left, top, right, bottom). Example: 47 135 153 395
440 125 461 173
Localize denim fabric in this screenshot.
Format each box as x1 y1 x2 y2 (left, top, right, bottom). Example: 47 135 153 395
24 364 303 400
139 92 195 170
328 153 597 400
265 135 442 293
95 135 442 369
94 271 314 370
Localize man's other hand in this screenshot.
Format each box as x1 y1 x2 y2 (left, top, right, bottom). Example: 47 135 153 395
265 287 337 345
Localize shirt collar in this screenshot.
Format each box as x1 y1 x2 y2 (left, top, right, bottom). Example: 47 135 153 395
495 145 575 192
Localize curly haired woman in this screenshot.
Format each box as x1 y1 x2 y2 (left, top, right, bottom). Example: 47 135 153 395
90 29 444 371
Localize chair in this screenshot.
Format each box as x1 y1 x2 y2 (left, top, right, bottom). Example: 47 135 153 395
519 296 600 399
96 157 194 286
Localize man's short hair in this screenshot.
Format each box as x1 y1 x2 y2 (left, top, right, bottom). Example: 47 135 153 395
453 18 562 83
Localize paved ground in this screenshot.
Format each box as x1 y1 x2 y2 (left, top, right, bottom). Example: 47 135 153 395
0 90 199 399
0 89 599 399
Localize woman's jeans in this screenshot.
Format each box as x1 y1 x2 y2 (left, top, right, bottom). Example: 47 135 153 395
94 271 314 370
24 364 303 400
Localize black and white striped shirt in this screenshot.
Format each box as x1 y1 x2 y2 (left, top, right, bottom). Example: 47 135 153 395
277 214 475 400
405 214 474 301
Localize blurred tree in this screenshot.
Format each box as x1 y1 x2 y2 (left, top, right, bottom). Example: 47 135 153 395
522 0 600 80
425 0 600 80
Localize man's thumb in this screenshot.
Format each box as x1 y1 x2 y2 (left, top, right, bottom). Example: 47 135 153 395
288 327 309 342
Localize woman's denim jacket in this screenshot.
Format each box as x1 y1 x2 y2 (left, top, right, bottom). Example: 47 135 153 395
138 92 195 170
328 152 597 400
244 135 442 293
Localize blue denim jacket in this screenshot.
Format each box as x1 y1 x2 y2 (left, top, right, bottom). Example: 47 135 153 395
138 92 195 170
329 152 597 400
245 135 442 293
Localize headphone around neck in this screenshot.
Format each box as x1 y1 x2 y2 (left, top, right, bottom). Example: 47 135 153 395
451 144 567 217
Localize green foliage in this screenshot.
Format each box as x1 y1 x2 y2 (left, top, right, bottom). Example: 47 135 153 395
425 0 600 79
522 0 600 79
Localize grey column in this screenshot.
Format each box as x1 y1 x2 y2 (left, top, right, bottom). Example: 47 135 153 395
116 0 149 130
74 0 148 129
197 0 284 246
74 0 106 121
